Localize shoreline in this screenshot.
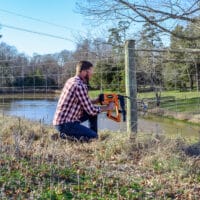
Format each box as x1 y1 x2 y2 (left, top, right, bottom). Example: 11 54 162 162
147 107 200 125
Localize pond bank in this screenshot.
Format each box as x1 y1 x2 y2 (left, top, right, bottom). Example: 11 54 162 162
147 107 200 124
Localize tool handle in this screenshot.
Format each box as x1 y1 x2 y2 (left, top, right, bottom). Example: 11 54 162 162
107 104 121 122
99 93 122 122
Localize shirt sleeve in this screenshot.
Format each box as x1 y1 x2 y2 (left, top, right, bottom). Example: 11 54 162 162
76 84 101 115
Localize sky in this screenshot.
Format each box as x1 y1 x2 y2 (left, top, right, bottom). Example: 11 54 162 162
0 0 88 56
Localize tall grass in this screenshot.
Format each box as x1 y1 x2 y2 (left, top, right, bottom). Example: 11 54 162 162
0 114 200 199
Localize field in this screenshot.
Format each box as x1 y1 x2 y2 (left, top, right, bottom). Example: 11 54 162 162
0 114 200 199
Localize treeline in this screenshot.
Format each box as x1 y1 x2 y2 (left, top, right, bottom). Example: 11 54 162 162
0 42 69 91
0 38 125 92
0 19 200 93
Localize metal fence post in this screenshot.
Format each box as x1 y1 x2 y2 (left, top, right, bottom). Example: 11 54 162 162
125 40 137 136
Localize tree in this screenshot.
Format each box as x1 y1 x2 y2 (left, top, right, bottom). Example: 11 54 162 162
185 20 200 91
90 58 125 92
108 21 130 49
168 25 190 90
76 0 200 41
0 43 19 88
136 19 164 105
29 53 64 89
168 22 200 91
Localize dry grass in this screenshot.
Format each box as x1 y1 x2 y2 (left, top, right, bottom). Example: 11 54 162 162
0 114 200 199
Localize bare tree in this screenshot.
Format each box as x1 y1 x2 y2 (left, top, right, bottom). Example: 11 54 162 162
76 0 200 41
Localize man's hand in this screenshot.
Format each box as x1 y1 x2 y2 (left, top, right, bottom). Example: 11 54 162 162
100 102 115 112
107 102 115 110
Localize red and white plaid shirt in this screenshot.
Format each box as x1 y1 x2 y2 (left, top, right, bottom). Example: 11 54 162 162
53 75 100 125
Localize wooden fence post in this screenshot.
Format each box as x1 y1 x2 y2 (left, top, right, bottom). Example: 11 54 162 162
125 40 137 137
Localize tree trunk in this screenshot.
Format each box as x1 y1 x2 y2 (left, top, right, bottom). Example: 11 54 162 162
187 68 194 90
197 63 200 92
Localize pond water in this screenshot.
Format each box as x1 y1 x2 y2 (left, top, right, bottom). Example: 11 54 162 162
0 99 199 138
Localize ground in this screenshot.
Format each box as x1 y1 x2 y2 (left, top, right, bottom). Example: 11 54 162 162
0 114 200 199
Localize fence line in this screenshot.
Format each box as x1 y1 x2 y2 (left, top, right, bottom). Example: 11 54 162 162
0 42 200 135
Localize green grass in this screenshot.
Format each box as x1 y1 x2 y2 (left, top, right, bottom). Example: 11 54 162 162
0 115 200 199
138 90 200 114
160 97 200 113
138 90 200 99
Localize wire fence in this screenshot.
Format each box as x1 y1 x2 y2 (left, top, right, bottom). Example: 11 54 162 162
0 42 200 136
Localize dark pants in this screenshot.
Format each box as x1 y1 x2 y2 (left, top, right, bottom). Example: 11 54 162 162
55 112 98 142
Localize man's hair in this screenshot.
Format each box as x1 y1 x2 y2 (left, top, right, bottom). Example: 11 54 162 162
76 61 93 74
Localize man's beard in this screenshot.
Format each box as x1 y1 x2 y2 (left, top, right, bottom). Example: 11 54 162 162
85 74 90 87
85 74 89 82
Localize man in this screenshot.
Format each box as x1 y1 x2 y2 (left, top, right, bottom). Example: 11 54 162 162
53 60 113 141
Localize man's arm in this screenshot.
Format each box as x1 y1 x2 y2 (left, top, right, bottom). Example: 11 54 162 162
99 102 114 112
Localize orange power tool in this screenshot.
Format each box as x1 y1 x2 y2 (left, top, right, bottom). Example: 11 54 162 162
99 93 126 122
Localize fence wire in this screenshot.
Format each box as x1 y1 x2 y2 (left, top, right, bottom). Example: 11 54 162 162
0 45 200 136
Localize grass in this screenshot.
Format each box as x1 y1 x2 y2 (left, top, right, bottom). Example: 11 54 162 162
160 97 200 113
0 114 200 199
138 90 200 100
138 90 200 117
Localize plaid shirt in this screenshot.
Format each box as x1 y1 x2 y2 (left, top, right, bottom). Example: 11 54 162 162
53 76 100 125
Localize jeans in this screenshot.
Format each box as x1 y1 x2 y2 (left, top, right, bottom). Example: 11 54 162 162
55 111 98 141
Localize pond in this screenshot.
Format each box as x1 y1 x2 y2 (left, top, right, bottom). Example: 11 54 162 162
0 99 199 138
